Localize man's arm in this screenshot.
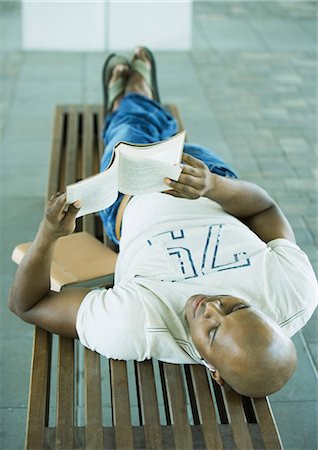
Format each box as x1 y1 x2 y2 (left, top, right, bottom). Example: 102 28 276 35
165 153 295 244
8 192 91 338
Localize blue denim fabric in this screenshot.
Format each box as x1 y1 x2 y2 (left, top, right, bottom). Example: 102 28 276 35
99 93 238 245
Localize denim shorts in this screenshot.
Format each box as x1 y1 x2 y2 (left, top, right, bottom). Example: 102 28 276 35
99 93 238 245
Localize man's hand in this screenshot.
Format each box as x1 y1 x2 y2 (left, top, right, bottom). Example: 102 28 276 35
8 191 84 319
42 192 81 239
164 153 216 199
163 153 295 243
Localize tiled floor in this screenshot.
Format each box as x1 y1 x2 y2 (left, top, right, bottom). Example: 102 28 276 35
1 1 317 449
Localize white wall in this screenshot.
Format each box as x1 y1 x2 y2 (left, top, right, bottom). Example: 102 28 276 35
108 1 193 51
22 1 106 51
22 1 192 51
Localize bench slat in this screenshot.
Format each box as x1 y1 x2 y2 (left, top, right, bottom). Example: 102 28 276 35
190 365 224 450
253 398 283 450
56 337 74 449
136 361 164 450
163 363 194 450
82 106 94 178
82 105 96 235
47 105 64 198
85 349 104 450
25 328 52 450
97 106 105 163
223 386 254 450
64 108 79 189
110 360 134 449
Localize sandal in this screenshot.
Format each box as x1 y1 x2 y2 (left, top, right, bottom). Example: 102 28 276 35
131 47 161 103
102 53 130 115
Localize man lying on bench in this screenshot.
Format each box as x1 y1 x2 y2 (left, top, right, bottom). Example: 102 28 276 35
8 46 317 398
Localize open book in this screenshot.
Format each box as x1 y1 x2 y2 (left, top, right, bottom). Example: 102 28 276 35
66 131 186 217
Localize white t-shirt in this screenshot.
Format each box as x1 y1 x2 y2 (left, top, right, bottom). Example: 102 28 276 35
76 193 317 363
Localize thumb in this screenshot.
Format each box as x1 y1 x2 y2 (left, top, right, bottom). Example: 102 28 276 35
68 201 82 216
73 200 82 209
63 201 81 226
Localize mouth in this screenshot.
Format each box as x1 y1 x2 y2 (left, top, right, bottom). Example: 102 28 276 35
193 295 206 316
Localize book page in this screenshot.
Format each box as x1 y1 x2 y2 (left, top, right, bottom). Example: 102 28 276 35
117 130 186 164
117 131 185 194
118 154 182 195
66 156 119 217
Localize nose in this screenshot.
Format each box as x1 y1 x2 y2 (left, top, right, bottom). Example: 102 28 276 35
203 300 225 319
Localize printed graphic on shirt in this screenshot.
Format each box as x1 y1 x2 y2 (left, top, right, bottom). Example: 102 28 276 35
147 225 250 280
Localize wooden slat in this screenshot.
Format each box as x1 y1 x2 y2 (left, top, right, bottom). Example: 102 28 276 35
97 106 105 163
47 105 64 199
26 105 63 450
93 110 101 175
212 380 229 425
82 106 94 177
184 366 200 425
56 337 74 449
25 328 52 450
82 106 95 235
64 107 78 188
223 386 254 450
136 361 164 450
163 363 193 450
190 365 224 450
158 362 172 426
84 349 103 450
110 360 134 449
241 396 257 424
253 398 283 450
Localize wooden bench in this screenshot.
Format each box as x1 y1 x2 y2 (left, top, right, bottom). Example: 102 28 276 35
25 104 284 450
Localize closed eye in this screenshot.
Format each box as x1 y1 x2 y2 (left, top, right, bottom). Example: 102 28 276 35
231 304 249 313
209 304 251 345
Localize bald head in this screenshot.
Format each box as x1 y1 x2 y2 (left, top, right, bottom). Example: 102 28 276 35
214 312 297 397
185 294 297 397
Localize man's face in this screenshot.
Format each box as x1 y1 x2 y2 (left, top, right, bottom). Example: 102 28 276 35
185 294 252 366
186 294 297 397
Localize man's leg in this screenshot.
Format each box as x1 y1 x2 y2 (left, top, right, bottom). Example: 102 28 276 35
99 48 178 244
101 48 178 171
99 48 237 244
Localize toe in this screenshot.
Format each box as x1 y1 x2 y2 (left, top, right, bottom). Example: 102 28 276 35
110 64 130 83
133 47 151 67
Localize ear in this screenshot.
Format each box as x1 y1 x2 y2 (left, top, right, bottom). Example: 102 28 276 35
209 367 225 386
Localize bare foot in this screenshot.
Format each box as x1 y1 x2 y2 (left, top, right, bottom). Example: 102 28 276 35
108 63 130 112
125 47 153 99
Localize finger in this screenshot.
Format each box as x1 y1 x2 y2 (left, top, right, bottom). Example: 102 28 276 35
163 190 185 198
164 180 187 196
162 187 183 195
46 193 66 220
181 153 206 168
54 193 68 215
168 180 200 199
180 163 199 177
73 200 82 209
49 191 63 201
61 202 81 227
176 173 206 191
165 176 198 192
48 193 67 221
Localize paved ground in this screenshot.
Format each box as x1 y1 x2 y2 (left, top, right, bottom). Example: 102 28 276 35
0 1 317 449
